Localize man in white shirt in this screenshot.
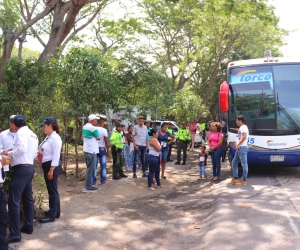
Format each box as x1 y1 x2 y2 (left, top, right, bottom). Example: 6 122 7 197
132 116 148 178
228 115 249 186
93 118 109 185
0 156 12 250
1 115 38 244
0 115 17 152
82 114 101 191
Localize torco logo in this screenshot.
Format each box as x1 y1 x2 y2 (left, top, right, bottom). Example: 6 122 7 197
267 140 287 147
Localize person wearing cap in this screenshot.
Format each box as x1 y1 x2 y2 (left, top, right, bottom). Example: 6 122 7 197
175 122 190 165
1 115 38 244
38 117 62 223
82 114 101 191
0 156 12 250
93 118 109 185
132 116 148 178
0 115 17 153
110 123 127 179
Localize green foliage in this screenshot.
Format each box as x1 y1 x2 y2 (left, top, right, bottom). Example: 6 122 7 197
34 173 46 211
171 87 209 123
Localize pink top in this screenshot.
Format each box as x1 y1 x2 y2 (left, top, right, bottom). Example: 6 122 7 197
189 123 197 135
209 132 223 148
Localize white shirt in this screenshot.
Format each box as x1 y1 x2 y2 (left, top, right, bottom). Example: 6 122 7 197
237 124 249 147
0 129 16 152
82 123 100 154
133 125 147 146
0 160 9 183
8 126 39 167
96 127 108 148
40 131 62 166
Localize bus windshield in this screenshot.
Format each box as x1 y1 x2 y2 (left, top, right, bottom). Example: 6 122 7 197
228 64 300 134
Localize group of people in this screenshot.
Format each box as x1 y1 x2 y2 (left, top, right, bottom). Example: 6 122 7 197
0 115 62 249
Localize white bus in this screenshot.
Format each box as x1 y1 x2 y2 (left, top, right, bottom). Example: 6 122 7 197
219 52 300 165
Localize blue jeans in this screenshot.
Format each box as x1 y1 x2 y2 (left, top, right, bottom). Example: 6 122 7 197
198 165 207 176
133 145 146 173
232 146 249 180
147 154 161 187
8 165 35 236
93 147 107 184
84 152 97 189
124 144 134 168
210 147 223 177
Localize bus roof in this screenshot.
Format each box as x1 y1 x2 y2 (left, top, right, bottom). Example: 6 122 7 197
228 57 300 68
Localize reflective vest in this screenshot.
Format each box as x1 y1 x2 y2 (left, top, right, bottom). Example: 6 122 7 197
167 128 173 141
110 130 125 149
200 123 205 131
177 128 190 141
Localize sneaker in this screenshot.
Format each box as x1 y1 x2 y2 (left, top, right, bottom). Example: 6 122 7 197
101 181 107 185
87 186 99 191
236 179 247 185
133 173 137 178
92 182 96 186
142 173 147 178
228 178 238 185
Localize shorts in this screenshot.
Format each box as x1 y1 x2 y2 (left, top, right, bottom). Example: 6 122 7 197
160 149 168 162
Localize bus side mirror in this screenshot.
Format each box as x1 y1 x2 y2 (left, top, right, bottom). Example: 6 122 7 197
220 81 229 111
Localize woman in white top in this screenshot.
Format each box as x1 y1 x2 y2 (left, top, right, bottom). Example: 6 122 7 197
146 128 163 191
38 117 62 223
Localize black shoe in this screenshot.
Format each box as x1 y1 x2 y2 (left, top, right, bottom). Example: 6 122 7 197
113 176 121 180
167 159 173 162
142 173 147 178
174 162 180 165
45 211 60 219
40 216 55 223
133 173 137 178
20 226 33 234
120 174 128 178
182 162 186 165
86 186 99 191
6 234 21 244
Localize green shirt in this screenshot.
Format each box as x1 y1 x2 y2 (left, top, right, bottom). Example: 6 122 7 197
200 123 206 131
110 130 125 149
177 128 190 141
167 128 173 141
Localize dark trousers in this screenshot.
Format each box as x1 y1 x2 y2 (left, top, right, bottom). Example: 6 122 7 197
8 165 34 236
167 143 172 160
177 141 187 163
211 147 223 177
42 161 61 218
0 187 8 250
147 155 161 187
133 145 146 173
112 148 125 177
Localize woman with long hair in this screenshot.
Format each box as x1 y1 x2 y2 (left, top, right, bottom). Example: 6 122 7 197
158 123 175 178
208 122 224 181
38 117 62 223
124 125 134 171
147 128 163 191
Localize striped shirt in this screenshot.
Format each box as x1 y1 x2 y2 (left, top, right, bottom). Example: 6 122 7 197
82 123 100 154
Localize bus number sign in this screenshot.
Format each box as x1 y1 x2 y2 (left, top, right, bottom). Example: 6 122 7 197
270 155 284 162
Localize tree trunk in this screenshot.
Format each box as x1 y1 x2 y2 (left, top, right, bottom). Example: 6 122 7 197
38 2 82 63
0 29 17 83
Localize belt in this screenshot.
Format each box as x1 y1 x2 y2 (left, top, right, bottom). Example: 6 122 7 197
179 140 188 142
0 183 4 187
12 164 32 168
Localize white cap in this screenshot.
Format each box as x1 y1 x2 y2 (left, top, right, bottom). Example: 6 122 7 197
88 114 98 121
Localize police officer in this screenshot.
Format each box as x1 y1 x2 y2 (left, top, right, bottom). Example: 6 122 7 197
2 115 38 244
0 156 12 250
110 123 127 179
167 122 173 162
175 122 190 165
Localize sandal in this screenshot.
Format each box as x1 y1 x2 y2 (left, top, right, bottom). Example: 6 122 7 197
209 176 215 180
157 185 164 188
212 177 220 181
148 187 155 191
162 176 167 179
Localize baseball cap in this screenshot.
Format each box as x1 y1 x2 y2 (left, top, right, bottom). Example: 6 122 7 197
14 115 27 127
39 116 57 127
116 123 125 127
88 114 98 121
